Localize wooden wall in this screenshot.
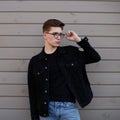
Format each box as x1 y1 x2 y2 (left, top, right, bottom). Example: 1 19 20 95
0 1 120 120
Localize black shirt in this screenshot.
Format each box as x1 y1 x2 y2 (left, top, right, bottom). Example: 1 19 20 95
45 48 75 102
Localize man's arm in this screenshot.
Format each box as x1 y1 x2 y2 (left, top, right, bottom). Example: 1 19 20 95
65 31 101 64
28 59 39 120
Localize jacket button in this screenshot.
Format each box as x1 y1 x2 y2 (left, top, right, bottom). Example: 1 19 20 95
43 113 47 116
44 90 47 93
37 72 40 75
45 66 48 69
45 78 48 81
44 101 47 104
71 63 74 66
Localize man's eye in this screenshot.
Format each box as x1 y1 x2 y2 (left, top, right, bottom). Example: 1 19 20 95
53 33 58 35
60 33 63 36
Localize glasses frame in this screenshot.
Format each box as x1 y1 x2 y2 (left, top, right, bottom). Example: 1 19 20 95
46 32 65 39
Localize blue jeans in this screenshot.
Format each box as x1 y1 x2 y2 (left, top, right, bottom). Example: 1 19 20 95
40 101 80 120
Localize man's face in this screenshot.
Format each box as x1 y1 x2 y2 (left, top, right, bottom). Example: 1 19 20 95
43 27 64 48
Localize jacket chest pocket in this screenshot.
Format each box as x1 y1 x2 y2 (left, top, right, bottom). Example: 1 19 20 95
34 68 46 80
33 63 48 77
65 60 85 73
35 71 43 78
65 61 79 70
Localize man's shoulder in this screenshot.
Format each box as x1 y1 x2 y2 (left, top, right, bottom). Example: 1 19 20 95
60 45 79 52
29 52 42 64
31 53 40 60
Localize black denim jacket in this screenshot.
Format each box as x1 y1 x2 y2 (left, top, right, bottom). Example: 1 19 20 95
28 37 101 120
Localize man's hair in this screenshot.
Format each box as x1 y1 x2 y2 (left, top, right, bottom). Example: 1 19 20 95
43 19 65 32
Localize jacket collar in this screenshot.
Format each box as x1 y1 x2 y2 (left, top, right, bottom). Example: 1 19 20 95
37 46 67 61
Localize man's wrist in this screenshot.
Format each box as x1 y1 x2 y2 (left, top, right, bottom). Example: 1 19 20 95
75 37 81 43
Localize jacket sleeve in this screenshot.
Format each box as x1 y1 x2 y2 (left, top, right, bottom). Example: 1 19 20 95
28 59 39 120
77 37 101 64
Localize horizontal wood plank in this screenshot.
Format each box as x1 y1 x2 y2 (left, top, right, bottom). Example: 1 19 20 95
0 36 44 47
79 98 120 109
0 109 31 120
0 72 27 84
0 48 120 60
0 36 120 48
86 98 120 109
0 24 120 36
0 72 120 85
0 48 41 59
0 97 29 109
0 97 120 109
92 85 120 97
0 109 119 120
80 110 120 120
0 13 120 24
0 60 28 72
0 85 28 96
97 49 120 60
0 1 120 12
0 60 119 72
88 37 120 48
0 85 120 97
86 61 120 72
88 73 120 85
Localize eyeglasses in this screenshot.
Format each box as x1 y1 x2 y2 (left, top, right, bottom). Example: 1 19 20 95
46 32 65 39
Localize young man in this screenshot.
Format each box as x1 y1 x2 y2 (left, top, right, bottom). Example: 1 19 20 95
28 19 101 120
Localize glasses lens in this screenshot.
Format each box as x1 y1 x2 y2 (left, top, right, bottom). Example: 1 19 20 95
50 33 64 39
60 33 65 39
55 33 64 39
47 32 64 39
53 33 59 38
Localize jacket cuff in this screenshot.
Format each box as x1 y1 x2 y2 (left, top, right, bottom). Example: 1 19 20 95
32 116 39 120
77 37 90 48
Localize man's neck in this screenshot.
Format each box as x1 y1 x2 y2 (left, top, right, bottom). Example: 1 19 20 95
44 46 57 54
